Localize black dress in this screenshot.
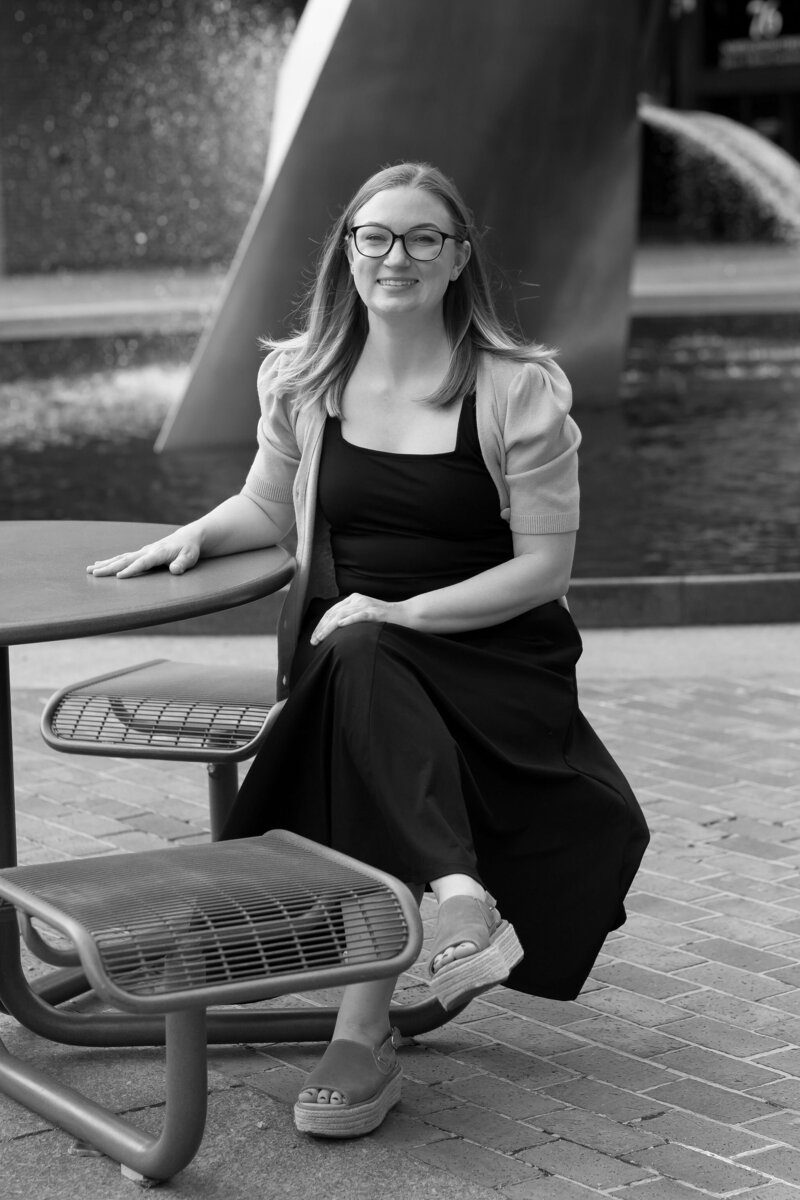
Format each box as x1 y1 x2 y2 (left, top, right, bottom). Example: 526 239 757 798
222 395 649 1000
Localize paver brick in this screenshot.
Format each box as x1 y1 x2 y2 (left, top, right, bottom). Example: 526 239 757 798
746 1185 800 1200
636 869 728 904
658 1015 786 1057
519 1138 653 1188
579 987 694 1028
747 1079 800 1111
627 1143 769 1194
410 1138 536 1188
654 1045 784 1091
741 1147 800 1187
744 1112 800 1150
551 1045 672 1092
674 960 794 1002
421 1103 552 1152
641 1108 775 1157
439 1074 567 1119
398 1046 479 1085
488 992 597 1026
627 913 714 949
528 1106 666 1155
644 1077 771 1124
719 835 798 861
465 1015 583 1056
591 961 701 1000
502 1177 606 1200
612 1181 722 1200
626 893 718 923
686 914 796 950
540 1078 667 1123
454 1045 577 1089
710 895 800 926
397 1079 462 1116
370 1111 452 1149
597 935 707 973
758 991 800 1018
565 1014 684 1058
681 938 796 975
670 986 800 1036
756 1049 800 1077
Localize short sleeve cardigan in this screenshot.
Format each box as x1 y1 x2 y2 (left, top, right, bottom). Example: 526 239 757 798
241 349 581 697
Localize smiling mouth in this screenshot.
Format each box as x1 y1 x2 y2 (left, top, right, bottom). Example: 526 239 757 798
378 279 417 288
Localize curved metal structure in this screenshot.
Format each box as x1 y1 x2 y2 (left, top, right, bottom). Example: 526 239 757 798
158 0 640 450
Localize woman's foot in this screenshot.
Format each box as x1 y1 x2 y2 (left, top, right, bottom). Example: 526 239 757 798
294 1029 402 1138
427 892 524 1010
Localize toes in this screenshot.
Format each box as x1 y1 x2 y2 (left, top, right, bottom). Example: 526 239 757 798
298 1086 345 1106
432 941 478 973
451 940 478 962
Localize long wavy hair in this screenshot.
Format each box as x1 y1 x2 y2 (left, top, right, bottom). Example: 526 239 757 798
263 161 553 415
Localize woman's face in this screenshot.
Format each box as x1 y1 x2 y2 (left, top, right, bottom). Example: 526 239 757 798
346 186 471 325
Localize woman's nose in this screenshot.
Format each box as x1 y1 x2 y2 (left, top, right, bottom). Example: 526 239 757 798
384 235 411 266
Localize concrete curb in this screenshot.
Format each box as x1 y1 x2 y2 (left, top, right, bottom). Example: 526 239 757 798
568 572 800 627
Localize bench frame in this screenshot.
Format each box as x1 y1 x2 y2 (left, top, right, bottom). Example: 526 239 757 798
0 832 424 1182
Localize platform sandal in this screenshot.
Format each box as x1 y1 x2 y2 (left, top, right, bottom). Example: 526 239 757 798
293 1029 402 1138
428 893 524 1011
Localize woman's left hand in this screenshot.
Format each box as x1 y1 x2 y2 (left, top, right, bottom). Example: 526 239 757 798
310 593 405 645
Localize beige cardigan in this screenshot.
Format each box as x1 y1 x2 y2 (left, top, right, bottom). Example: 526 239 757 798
242 350 581 697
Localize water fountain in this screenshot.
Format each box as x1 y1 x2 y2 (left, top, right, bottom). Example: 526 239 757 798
640 101 800 243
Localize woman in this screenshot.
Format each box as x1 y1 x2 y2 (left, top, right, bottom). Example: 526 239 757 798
88 162 649 1140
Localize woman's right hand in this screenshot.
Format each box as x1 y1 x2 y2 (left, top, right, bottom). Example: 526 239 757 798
86 530 202 578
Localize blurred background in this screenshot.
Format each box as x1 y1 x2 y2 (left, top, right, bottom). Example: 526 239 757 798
0 0 798 590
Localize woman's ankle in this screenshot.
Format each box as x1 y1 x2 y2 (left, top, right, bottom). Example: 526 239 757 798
430 873 486 905
332 1016 393 1047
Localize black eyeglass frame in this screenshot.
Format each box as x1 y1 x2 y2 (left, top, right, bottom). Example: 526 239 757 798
348 224 463 262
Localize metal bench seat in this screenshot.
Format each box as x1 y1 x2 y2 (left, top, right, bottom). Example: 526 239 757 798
41 659 279 838
0 830 422 1182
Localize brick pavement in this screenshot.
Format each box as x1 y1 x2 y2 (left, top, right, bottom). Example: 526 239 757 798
2 669 800 1198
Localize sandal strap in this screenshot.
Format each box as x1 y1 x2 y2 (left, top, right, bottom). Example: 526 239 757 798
428 894 501 971
301 1030 399 1104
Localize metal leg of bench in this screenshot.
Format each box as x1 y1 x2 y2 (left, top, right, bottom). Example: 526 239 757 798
0 1008 208 1182
1 918 457 1047
207 762 238 841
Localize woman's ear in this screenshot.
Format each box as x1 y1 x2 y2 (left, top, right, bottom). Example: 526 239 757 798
452 239 471 280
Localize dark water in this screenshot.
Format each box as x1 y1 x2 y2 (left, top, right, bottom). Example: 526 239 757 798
2 334 799 577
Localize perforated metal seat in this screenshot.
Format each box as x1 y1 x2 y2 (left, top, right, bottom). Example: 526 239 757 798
0 831 422 1181
41 659 279 839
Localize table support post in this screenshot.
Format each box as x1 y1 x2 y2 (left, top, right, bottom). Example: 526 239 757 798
0 647 16 869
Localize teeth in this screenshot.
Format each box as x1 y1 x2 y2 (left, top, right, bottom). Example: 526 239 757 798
379 280 415 288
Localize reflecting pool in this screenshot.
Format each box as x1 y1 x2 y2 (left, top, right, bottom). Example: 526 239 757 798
2 329 798 578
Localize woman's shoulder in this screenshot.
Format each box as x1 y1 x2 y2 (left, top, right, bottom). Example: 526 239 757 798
477 350 572 421
257 340 306 395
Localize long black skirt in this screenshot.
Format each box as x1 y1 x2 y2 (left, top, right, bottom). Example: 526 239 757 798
222 597 649 1000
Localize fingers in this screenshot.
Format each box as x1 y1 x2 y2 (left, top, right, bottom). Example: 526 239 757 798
86 550 149 577
86 540 200 578
309 595 391 645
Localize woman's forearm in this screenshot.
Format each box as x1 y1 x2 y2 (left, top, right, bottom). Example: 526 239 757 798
191 494 290 557
394 542 572 635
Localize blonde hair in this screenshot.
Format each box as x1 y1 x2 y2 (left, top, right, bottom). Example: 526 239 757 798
263 161 553 415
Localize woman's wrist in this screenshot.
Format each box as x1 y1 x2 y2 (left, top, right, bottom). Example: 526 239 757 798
391 595 423 630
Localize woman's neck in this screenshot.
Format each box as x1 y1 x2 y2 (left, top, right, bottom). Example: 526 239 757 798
361 314 451 389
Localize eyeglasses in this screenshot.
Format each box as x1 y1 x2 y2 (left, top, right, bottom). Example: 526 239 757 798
349 224 461 262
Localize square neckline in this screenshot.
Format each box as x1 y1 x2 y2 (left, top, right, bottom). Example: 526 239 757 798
333 393 473 459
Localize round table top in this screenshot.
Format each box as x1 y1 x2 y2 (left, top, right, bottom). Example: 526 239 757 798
0 521 294 645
